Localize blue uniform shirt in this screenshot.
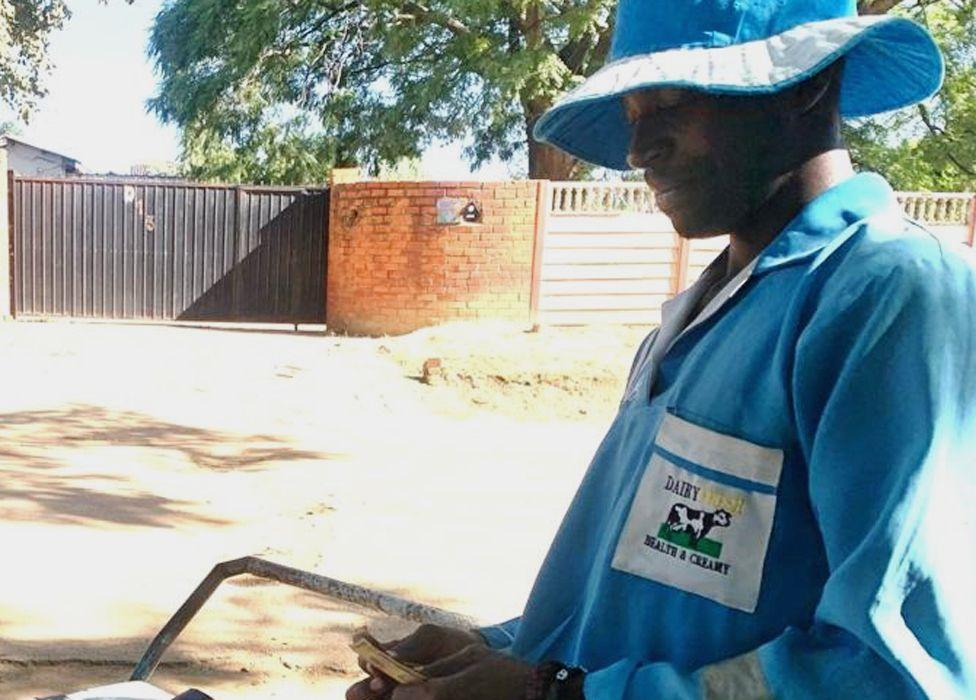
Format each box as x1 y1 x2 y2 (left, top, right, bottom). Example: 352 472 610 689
481 174 976 698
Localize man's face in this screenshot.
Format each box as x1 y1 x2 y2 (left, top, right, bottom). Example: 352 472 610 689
623 88 786 237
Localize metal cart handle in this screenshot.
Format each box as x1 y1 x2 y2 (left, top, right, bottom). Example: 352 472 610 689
130 556 478 682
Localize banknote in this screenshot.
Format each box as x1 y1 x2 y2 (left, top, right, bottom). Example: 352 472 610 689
350 631 427 685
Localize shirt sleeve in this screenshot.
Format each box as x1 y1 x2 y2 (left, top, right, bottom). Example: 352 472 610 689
581 243 976 699
477 617 521 650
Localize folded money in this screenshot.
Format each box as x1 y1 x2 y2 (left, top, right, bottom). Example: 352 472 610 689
350 631 428 685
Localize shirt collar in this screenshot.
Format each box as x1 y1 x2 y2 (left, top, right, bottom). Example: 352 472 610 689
753 172 901 275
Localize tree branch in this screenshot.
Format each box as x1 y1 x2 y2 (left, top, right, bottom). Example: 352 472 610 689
857 0 904 14
507 17 520 55
918 103 946 136
558 35 591 72
524 1 542 50
398 1 470 36
943 151 974 177
857 0 945 15
918 104 976 177
584 18 614 75
290 1 361 45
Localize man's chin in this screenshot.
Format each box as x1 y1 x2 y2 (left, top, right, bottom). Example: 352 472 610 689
666 212 728 240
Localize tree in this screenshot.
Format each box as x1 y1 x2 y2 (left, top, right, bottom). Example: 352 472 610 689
847 0 976 190
150 0 975 186
0 0 70 120
148 0 615 184
1 1 137 122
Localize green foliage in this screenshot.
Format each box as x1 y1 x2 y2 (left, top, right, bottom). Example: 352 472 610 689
148 0 615 183
1 118 21 136
846 0 976 190
1 1 137 121
180 115 339 185
377 155 424 180
0 0 70 120
148 0 976 187
2 0 973 189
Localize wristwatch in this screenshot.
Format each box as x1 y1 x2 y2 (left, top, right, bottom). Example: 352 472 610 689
525 661 586 700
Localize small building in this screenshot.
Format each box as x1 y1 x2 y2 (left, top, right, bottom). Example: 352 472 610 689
0 135 82 177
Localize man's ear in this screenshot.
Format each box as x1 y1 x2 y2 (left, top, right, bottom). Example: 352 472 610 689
793 59 845 117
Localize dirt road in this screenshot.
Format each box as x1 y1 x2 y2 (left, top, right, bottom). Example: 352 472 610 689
0 320 643 699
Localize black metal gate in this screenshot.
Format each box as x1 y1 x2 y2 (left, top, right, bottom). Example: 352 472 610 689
8 175 329 323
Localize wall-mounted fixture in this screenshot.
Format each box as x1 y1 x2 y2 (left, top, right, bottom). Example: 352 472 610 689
342 207 360 228
461 201 482 223
436 197 482 225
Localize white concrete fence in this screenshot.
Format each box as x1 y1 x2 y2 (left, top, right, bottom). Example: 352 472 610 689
536 181 976 326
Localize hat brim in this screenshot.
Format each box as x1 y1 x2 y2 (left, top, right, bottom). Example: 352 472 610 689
533 15 945 171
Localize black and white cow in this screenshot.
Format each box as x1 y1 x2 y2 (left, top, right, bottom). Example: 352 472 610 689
665 504 732 546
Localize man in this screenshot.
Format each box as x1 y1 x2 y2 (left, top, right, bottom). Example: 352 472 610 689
349 0 976 697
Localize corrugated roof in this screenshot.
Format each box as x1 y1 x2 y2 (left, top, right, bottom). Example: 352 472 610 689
0 135 81 166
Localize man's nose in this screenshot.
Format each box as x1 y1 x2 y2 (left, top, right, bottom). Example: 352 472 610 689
626 125 673 169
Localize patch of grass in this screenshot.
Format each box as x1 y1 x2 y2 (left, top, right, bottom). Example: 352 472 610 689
657 523 723 558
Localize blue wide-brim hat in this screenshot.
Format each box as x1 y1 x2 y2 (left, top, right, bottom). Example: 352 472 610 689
533 0 944 171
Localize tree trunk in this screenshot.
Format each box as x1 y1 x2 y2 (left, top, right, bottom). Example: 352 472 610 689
524 93 582 180
528 138 580 180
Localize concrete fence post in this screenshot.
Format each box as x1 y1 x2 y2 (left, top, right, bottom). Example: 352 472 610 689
529 179 550 326
0 154 11 319
967 194 976 247
674 235 692 294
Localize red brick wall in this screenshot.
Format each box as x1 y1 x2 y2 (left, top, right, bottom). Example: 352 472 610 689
326 180 541 335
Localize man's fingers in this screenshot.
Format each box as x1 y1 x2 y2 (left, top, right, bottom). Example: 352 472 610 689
387 628 441 664
369 674 396 695
356 632 405 673
346 677 384 700
387 636 431 663
417 644 488 678
346 666 401 700
373 624 484 667
390 680 438 700
358 659 397 678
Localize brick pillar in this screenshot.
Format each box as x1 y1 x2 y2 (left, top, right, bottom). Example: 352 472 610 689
326 180 539 335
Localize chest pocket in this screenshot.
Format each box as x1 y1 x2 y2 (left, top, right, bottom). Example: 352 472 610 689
611 412 783 613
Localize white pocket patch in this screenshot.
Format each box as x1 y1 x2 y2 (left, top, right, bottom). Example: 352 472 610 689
611 414 783 613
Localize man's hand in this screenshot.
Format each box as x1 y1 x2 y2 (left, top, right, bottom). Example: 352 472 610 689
392 646 533 700
346 624 486 700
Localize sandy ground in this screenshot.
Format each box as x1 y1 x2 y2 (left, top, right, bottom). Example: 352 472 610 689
0 319 646 699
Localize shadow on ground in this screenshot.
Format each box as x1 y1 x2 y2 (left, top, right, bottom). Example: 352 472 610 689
0 582 464 698
0 404 340 528
0 657 253 700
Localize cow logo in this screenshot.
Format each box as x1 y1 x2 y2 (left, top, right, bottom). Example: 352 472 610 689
658 504 732 558
636 474 740 577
